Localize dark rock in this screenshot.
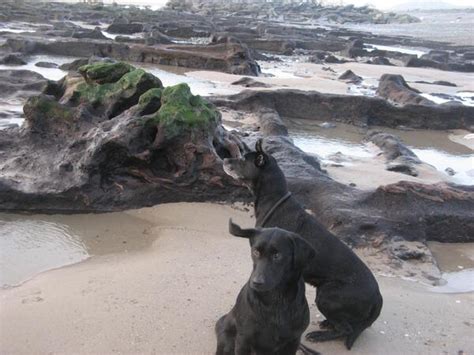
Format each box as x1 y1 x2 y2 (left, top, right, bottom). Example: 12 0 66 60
421 50 450 64
72 27 108 40
145 30 173 45
445 167 456 176
338 70 362 84
376 74 434 106
0 53 26 65
59 58 90 71
35 61 58 68
324 55 345 64
344 38 368 58
463 52 474 60
366 56 393 66
390 241 428 260
231 77 271 88
106 23 144 35
0 69 47 96
433 81 457 87
367 131 422 177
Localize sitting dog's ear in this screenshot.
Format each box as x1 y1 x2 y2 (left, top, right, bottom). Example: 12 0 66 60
229 219 257 239
255 138 264 153
254 154 266 167
292 236 316 270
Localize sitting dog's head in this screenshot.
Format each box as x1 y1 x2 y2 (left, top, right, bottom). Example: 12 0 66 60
229 219 315 293
223 138 283 191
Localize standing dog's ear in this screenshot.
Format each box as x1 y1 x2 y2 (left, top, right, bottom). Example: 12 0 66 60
255 138 264 153
291 236 316 270
229 219 257 239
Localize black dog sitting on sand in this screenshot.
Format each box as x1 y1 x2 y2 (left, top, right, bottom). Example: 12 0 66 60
215 220 319 355
223 139 383 350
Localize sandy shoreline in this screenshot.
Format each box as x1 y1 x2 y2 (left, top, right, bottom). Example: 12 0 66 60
1 203 473 355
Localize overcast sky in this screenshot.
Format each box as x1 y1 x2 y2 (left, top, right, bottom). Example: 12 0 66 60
96 0 473 10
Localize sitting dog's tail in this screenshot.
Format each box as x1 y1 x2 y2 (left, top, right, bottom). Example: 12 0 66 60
299 343 321 355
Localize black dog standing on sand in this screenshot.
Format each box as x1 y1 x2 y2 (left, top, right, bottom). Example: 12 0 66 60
223 139 383 350
215 221 319 355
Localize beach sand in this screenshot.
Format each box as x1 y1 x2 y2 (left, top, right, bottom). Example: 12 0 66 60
1 203 473 355
188 61 474 96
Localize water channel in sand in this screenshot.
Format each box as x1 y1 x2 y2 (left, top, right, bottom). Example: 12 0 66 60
0 212 156 288
286 118 473 186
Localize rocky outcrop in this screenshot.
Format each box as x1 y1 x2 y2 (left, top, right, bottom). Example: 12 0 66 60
0 53 26 65
106 23 144 35
227 109 474 244
231 77 271 88
338 70 362 84
376 74 434 106
0 69 47 97
211 89 474 131
0 63 247 212
367 131 422 176
2 35 260 76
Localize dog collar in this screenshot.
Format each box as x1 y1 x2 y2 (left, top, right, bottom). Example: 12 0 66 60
260 192 292 227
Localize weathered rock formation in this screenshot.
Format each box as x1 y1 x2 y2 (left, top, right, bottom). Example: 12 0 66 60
212 89 474 130
0 62 247 212
2 35 260 76
376 74 435 106
222 106 474 244
367 131 422 176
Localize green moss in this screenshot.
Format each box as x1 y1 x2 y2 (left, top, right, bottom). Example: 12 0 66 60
72 66 163 109
138 88 162 114
145 83 219 138
30 96 73 121
79 62 134 85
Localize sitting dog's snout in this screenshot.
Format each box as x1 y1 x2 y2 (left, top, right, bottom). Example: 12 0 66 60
250 275 267 291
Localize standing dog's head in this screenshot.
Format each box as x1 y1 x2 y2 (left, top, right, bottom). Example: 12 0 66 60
229 219 315 293
223 139 284 191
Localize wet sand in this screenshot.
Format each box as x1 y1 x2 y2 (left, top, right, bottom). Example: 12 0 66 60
188 61 474 97
1 203 473 355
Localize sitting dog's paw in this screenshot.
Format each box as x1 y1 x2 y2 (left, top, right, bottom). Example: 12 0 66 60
305 331 329 342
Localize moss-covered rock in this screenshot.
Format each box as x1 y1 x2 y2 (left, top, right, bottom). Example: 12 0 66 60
72 63 163 118
145 83 219 139
24 94 75 134
79 62 134 85
138 88 162 115
25 95 73 121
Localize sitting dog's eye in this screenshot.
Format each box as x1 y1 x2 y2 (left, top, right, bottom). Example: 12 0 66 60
252 249 260 258
273 252 281 260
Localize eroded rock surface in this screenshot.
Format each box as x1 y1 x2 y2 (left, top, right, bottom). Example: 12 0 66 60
0 62 247 212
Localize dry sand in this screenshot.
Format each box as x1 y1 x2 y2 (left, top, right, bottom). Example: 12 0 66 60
1 203 473 355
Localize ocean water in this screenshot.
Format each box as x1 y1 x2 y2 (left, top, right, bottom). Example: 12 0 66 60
344 10 474 46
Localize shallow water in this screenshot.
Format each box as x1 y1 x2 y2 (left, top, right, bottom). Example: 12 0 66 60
287 118 473 185
365 44 427 57
0 54 72 80
343 11 474 46
0 212 156 288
